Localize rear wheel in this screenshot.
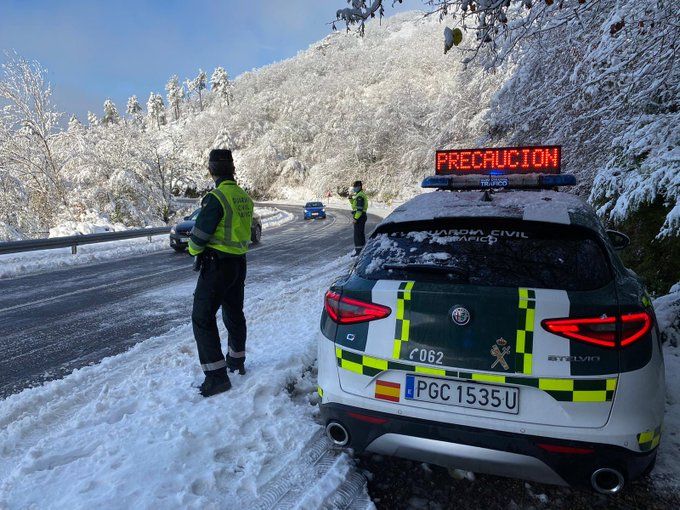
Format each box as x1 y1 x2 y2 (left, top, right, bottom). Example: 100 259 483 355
251 224 262 244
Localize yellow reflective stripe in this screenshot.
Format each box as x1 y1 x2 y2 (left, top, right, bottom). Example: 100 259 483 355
539 379 574 391
317 386 323 397
404 281 414 299
519 288 529 300
396 299 404 319
652 435 661 448
471 374 506 383
363 356 388 371
340 359 363 374
606 379 617 391
392 340 402 359
415 366 446 376
525 308 535 331
523 354 533 374
638 430 655 444
516 330 526 352
335 347 342 358
572 391 607 402
401 320 410 340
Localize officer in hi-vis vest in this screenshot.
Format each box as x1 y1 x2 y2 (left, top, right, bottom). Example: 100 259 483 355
349 180 368 256
189 149 254 397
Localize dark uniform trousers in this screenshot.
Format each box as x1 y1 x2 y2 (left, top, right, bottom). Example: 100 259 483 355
192 251 247 374
354 214 367 253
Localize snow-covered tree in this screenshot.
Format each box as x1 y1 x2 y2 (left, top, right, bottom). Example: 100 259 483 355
187 69 207 111
102 99 120 125
210 67 233 107
126 95 143 123
68 114 82 132
87 111 99 127
0 52 72 230
146 92 166 130
165 75 184 121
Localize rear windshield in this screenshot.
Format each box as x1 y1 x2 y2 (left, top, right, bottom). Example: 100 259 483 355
306 202 323 208
355 220 612 291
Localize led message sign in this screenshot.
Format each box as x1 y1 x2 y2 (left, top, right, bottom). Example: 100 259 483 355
436 146 562 175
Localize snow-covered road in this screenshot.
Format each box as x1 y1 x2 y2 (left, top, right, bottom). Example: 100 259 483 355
0 205 372 398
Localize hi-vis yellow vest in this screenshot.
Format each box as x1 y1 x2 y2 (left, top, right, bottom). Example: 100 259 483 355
350 190 368 220
207 180 253 255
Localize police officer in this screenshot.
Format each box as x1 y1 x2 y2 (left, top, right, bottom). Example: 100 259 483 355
188 149 254 397
349 180 368 256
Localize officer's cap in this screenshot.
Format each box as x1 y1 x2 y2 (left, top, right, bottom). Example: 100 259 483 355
209 149 235 176
353 180 362 188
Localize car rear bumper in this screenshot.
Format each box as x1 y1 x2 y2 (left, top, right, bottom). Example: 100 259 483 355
320 402 656 488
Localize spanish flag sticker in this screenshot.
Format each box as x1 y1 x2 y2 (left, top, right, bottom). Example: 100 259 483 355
375 380 401 402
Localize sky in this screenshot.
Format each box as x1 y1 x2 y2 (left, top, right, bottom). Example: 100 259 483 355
0 0 410 122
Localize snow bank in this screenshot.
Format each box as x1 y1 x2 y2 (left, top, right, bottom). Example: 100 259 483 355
654 283 680 347
256 207 294 230
0 235 170 279
653 286 680 486
0 207 290 279
0 255 361 509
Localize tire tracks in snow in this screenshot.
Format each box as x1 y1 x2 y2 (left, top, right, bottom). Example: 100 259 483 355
251 430 373 510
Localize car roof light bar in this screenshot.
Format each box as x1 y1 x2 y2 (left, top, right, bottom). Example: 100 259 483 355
421 173 577 190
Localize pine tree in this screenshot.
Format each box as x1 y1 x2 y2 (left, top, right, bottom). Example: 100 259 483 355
146 92 166 130
102 99 120 125
210 67 233 107
126 95 143 124
87 111 99 127
165 75 184 121
67 114 82 132
187 69 207 111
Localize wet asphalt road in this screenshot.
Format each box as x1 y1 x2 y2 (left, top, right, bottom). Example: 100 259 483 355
0 205 377 398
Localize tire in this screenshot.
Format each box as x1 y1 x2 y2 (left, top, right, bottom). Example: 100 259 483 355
251 224 262 244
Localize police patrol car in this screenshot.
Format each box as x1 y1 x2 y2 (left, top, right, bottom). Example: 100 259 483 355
317 146 664 493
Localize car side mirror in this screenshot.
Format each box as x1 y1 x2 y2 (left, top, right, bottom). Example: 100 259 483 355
607 230 630 250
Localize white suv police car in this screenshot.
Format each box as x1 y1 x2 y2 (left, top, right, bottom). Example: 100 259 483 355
317 146 664 494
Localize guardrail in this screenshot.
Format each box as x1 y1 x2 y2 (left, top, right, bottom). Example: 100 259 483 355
0 227 171 256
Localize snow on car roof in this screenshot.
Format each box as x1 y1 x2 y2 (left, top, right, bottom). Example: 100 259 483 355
379 190 603 233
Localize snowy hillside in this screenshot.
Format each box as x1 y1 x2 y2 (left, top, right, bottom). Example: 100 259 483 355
1 9 676 291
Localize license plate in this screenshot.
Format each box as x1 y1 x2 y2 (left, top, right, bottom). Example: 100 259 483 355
312 213 318 216
405 374 519 414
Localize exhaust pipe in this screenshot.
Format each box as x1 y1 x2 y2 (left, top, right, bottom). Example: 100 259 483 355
591 468 625 494
325 421 349 447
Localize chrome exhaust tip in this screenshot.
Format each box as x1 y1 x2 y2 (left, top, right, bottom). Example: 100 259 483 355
325 421 349 447
591 468 625 494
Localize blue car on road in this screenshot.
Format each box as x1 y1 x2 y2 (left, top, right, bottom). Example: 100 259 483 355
303 201 326 220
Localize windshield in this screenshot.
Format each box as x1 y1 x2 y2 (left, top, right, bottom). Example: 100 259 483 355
355 220 612 291
305 202 323 208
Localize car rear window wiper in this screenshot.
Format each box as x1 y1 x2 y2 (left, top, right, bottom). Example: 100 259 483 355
383 263 469 280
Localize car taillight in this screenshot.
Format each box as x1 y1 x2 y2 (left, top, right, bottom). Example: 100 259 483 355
541 311 653 348
324 290 391 325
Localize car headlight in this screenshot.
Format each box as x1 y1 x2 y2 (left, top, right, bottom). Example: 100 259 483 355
170 227 176 234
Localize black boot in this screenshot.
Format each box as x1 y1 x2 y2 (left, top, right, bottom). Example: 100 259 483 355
226 355 246 375
199 370 231 397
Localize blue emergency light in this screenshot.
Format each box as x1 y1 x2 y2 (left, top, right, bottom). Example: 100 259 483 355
421 173 577 190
